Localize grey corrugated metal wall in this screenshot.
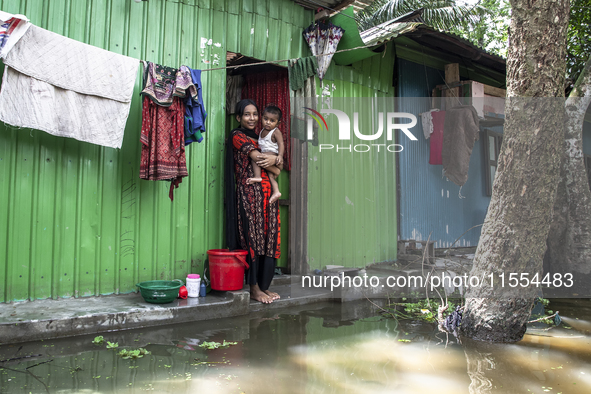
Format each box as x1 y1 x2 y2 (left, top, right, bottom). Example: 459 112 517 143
583 113 591 155
0 0 312 302
396 58 496 248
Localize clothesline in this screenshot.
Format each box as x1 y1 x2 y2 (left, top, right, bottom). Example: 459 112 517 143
197 42 385 72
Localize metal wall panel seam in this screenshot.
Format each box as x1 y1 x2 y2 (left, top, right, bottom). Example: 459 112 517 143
202 6 215 278
0 131 9 301
180 3 195 278
3 129 17 302
29 134 42 300
50 139 63 299
112 0 128 294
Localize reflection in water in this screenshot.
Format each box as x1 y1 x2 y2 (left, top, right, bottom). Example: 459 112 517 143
1 300 591 393
293 334 469 393
461 299 591 394
463 333 591 394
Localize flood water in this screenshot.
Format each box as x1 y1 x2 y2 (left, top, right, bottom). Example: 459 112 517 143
1 299 591 393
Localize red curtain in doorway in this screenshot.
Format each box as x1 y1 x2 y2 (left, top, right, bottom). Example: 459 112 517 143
242 71 291 171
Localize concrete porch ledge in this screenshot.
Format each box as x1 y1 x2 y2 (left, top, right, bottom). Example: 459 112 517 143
0 277 333 345
0 291 247 344
1 258 483 344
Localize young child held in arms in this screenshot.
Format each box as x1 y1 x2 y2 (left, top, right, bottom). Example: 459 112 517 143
248 105 284 204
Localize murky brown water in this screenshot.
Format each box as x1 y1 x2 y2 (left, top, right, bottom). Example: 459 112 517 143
1 299 590 393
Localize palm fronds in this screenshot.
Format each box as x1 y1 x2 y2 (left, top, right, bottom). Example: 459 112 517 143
356 0 489 33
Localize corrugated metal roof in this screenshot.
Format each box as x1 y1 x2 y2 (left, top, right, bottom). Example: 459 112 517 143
327 4 504 74
292 0 350 11
403 26 506 74
360 21 421 46
292 0 375 13
351 0 376 13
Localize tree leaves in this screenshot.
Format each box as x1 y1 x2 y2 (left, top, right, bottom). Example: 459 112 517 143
356 0 490 34
566 0 591 91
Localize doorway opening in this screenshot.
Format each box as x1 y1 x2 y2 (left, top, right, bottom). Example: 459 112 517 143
226 52 292 273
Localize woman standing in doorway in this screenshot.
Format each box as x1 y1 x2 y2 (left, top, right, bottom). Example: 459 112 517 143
226 99 281 304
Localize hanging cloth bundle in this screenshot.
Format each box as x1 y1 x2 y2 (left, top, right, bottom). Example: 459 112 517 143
0 24 139 149
180 66 207 146
302 21 344 80
288 56 318 91
139 61 189 201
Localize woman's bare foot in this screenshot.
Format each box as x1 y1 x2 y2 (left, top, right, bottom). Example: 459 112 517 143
250 284 273 304
264 290 280 300
269 191 281 203
247 177 262 184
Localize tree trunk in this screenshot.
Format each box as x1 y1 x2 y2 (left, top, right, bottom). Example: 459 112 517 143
460 0 570 342
546 57 591 291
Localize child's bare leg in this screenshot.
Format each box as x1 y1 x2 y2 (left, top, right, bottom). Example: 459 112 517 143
266 165 281 176
265 153 282 176
247 159 263 184
269 172 281 203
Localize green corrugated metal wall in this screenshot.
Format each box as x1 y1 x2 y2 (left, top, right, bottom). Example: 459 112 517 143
306 44 398 270
0 0 311 302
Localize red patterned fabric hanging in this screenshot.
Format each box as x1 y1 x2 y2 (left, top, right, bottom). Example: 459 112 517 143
429 110 446 165
139 96 188 201
241 71 291 171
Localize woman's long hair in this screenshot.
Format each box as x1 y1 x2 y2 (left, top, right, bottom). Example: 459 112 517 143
235 99 259 119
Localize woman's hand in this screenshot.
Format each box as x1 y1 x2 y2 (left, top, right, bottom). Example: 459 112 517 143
256 154 275 168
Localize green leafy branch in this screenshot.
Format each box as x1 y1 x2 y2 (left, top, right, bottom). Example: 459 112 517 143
198 340 238 350
385 298 459 323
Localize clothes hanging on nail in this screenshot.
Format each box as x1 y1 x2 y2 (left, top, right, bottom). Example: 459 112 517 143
421 109 440 140
139 61 188 201
181 66 208 146
429 110 446 165
442 105 480 186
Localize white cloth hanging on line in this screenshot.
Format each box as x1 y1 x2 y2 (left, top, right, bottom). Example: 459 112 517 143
0 24 139 149
0 10 30 58
420 108 440 139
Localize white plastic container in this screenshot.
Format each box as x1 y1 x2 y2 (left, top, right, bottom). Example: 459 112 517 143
186 274 201 298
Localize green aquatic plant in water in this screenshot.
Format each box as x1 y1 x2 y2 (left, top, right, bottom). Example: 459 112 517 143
386 299 459 323
92 336 104 345
198 340 238 350
529 298 564 327
117 348 151 360
106 341 119 349
387 297 563 327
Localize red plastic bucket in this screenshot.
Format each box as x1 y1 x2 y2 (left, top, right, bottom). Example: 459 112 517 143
207 249 250 291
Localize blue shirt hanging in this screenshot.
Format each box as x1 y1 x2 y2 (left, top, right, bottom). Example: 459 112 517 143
183 67 207 145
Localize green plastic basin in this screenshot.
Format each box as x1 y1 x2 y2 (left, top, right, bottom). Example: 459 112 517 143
136 279 183 304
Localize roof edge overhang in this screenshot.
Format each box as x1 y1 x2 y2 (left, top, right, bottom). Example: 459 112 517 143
330 6 422 65
329 7 505 78
402 26 506 75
